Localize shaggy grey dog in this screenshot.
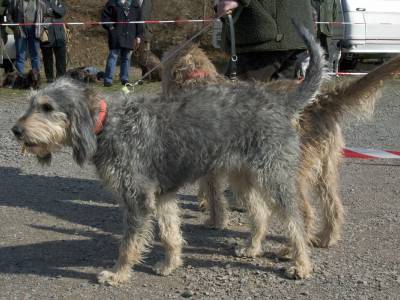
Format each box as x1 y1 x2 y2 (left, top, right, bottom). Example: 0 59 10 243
11 25 325 285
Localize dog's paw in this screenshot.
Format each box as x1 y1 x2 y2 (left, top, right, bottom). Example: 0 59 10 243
198 198 209 211
153 258 182 276
277 246 292 260
285 264 313 280
311 231 340 248
97 270 131 286
234 245 263 258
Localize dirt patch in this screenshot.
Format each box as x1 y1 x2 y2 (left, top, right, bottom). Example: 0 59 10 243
64 0 217 67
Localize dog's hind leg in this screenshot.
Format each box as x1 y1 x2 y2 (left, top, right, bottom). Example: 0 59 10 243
197 177 210 211
278 173 317 258
154 193 184 276
258 159 313 279
313 146 344 248
200 172 229 229
230 168 270 258
98 190 155 286
298 166 317 245
283 207 313 279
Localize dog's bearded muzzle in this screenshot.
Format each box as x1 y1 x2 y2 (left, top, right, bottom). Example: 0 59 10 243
11 113 69 162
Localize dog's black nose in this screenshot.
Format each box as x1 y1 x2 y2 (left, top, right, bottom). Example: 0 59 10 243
11 125 24 138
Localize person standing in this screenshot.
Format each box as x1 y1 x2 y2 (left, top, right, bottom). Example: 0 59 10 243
101 0 143 87
7 0 46 73
217 0 314 82
312 0 339 68
40 0 66 82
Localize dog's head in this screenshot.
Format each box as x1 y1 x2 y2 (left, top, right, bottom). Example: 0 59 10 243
162 43 220 96
11 78 99 166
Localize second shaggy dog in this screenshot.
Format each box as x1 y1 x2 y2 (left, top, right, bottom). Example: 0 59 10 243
162 39 400 251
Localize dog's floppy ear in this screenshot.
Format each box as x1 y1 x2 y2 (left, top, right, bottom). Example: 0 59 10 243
69 100 97 166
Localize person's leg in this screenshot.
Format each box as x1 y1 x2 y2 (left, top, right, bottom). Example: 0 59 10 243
41 47 54 82
27 27 41 72
319 34 330 60
104 49 120 85
277 50 306 80
235 52 288 82
14 37 27 73
0 38 4 65
54 46 67 78
120 48 132 84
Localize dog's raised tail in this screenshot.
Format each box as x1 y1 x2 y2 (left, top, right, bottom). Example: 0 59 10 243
286 21 326 115
324 55 400 120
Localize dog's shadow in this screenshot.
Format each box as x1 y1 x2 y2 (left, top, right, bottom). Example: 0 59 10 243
0 167 287 281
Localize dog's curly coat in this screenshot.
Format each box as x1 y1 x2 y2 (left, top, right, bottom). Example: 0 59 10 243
162 37 400 252
12 25 325 285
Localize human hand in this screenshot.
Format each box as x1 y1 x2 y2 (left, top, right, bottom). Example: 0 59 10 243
45 7 54 17
217 0 239 17
134 37 141 49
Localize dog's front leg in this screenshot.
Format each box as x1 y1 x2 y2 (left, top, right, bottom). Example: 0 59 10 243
154 194 184 276
98 192 155 286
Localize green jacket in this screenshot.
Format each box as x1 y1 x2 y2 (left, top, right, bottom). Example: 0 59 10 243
312 0 338 36
0 0 8 15
222 0 314 54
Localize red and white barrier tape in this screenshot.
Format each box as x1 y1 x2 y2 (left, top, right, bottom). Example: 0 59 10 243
329 72 369 76
316 21 398 25
0 19 398 27
0 19 214 27
343 147 400 159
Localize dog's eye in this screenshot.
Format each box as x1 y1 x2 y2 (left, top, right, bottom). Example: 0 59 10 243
41 103 53 113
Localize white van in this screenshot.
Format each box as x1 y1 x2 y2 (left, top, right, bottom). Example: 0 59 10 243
333 0 400 69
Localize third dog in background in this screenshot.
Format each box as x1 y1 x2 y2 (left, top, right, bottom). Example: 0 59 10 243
2 69 41 89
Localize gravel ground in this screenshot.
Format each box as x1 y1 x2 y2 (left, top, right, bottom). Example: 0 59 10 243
0 79 399 300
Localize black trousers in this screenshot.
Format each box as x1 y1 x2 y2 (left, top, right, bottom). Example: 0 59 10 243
318 33 331 60
226 50 306 82
41 46 66 81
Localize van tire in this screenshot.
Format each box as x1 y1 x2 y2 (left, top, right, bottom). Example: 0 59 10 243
339 57 358 70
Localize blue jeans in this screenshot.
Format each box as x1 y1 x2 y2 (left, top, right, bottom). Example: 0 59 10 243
15 26 40 73
104 48 132 84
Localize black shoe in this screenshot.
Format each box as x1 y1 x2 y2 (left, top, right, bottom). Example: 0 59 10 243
121 80 130 86
104 82 112 87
